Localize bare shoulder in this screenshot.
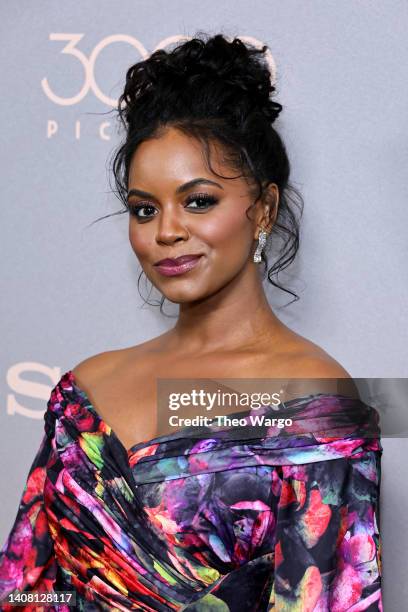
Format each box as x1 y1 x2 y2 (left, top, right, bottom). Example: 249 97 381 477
272 333 359 399
71 349 124 388
286 352 362 401
70 327 172 389
71 338 157 388
272 327 353 379
293 353 352 379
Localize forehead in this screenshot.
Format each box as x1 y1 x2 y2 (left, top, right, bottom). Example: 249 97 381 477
128 126 238 187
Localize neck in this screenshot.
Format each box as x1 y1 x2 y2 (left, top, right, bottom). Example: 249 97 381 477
169 264 285 354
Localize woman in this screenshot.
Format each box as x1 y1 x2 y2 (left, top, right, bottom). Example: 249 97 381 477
0 34 382 611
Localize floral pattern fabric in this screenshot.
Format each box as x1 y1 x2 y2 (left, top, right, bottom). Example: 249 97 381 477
0 370 382 611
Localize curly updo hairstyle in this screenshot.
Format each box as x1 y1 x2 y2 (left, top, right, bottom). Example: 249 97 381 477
104 32 304 311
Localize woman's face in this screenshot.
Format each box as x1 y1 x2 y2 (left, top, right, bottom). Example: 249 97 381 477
128 126 272 304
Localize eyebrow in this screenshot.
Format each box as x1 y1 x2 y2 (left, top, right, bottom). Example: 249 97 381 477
127 178 224 201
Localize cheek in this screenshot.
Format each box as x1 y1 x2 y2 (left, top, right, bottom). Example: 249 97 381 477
200 209 253 257
128 223 152 259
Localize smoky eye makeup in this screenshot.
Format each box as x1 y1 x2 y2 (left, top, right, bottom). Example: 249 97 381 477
184 192 219 210
128 192 219 221
128 202 158 221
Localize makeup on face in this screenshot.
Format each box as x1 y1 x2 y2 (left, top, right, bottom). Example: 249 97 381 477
127 183 221 223
127 175 224 279
153 254 204 277
126 127 260 304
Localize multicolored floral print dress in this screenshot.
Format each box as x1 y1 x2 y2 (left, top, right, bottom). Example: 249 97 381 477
0 370 382 611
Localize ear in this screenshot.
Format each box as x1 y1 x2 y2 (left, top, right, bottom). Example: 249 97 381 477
254 183 279 238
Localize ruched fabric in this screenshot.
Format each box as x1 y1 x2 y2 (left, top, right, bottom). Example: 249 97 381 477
0 370 382 611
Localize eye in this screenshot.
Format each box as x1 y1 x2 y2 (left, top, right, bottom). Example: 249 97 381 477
128 193 218 221
128 203 158 220
185 193 218 211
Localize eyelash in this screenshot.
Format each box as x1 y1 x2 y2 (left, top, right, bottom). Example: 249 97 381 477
128 193 219 221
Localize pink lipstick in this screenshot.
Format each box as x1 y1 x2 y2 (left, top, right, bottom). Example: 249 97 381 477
154 254 203 277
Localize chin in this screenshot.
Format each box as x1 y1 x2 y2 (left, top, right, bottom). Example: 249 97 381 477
164 291 205 304
159 284 213 304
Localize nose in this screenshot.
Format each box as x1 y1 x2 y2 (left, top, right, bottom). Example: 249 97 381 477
155 205 189 245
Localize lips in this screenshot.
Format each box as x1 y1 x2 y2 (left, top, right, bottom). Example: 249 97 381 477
154 255 202 267
154 254 203 277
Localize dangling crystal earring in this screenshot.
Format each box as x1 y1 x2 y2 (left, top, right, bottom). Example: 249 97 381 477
253 229 269 263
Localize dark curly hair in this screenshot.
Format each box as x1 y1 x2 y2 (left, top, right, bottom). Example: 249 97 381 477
95 32 304 312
